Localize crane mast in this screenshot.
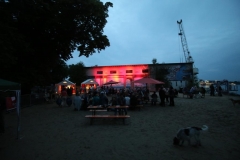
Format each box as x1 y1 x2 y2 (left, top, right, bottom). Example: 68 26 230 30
177 19 193 63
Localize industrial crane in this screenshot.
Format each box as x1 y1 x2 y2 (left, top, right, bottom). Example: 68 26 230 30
177 19 193 63
177 19 198 75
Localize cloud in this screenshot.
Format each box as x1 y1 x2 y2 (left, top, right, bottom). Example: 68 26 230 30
67 0 240 81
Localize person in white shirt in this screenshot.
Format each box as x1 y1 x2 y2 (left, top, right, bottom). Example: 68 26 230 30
124 94 130 106
73 93 82 111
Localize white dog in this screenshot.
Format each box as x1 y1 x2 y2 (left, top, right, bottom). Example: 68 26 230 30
173 125 208 146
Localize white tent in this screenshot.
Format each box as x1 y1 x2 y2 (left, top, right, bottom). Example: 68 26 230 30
81 79 99 90
56 79 75 85
55 79 76 94
81 79 99 85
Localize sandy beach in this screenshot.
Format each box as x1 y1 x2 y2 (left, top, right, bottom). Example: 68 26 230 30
1 94 240 160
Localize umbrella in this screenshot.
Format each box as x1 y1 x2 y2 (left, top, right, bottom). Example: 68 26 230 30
103 80 119 85
133 77 164 84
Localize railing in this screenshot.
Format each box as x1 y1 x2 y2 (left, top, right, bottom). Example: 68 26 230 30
21 93 57 108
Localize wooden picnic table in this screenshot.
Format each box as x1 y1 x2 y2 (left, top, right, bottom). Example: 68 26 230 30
87 105 107 115
108 105 129 115
87 105 129 115
86 105 130 125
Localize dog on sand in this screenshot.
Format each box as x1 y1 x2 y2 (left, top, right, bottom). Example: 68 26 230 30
173 125 208 146
229 98 240 105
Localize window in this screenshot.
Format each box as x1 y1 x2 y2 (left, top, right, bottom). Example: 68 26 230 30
142 69 148 73
126 70 132 73
97 71 103 74
110 71 116 74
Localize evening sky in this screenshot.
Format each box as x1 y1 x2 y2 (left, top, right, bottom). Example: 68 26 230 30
67 0 240 81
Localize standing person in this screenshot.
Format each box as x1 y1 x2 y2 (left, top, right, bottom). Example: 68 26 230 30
218 86 222 96
73 93 82 111
67 87 72 97
151 91 158 105
189 86 196 99
109 95 118 113
92 92 101 106
130 93 138 109
200 87 206 98
100 92 108 108
158 86 165 106
124 94 131 106
164 88 169 104
81 93 88 110
169 86 175 106
118 94 127 115
210 84 215 96
76 88 80 96
61 88 67 107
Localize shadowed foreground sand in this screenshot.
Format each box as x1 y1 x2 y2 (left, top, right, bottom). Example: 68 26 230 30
1 94 240 160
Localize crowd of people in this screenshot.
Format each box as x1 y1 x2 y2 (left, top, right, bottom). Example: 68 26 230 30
56 85 181 113
182 84 223 99
77 86 150 111
210 84 223 96
56 87 74 107
57 83 228 113
57 83 227 112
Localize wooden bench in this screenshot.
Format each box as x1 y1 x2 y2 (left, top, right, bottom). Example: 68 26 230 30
89 109 107 112
85 115 130 125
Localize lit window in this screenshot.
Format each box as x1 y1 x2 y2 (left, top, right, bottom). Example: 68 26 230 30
110 71 116 74
126 70 132 73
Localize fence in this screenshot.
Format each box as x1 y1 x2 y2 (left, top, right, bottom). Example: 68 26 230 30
21 93 57 108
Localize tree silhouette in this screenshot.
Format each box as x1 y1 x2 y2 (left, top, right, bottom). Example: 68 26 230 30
0 0 113 93
68 62 87 86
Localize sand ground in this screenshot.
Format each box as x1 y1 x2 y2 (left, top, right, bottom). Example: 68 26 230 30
0 94 240 160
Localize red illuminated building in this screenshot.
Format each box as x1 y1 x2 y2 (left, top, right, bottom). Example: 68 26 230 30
85 62 196 90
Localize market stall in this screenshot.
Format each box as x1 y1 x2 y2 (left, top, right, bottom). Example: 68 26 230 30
81 79 99 91
55 79 76 95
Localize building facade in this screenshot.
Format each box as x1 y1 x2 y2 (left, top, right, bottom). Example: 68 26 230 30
85 62 194 90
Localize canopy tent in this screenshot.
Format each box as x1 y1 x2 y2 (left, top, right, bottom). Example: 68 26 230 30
133 77 164 90
55 79 75 86
81 79 99 85
81 79 99 90
55 79 76 94
0 78 21 139
0 78 21 90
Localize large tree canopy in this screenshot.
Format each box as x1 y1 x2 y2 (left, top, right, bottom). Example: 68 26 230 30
0 0 112 93
68 61 87 86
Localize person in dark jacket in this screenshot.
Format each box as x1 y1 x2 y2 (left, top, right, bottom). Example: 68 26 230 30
210 84 215 96
158 86 165 106
100 92 108 108
200 87 206 98
169 86 175 106
218 86 222 96
151 91 158 105
92 92 101 106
